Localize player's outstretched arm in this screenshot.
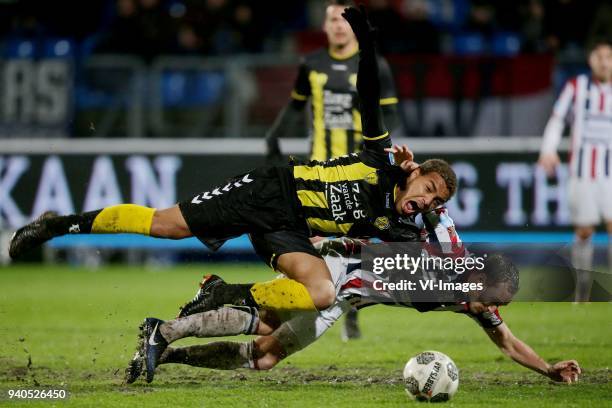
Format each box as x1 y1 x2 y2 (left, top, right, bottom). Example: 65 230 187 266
343 6 418 172
484 323 581 383
342 6 388 147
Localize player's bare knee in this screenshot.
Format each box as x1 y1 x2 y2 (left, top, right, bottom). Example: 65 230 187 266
308 282 336 310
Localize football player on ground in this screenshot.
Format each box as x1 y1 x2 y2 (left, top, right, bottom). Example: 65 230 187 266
266 0 400 341
9 7 455 320
126 209 580 384
538 38 612 301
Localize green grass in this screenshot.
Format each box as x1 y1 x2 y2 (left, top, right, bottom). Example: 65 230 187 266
0 264 610 407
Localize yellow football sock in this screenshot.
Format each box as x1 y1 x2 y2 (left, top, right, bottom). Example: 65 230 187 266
91 204 155 235
250 279 317 311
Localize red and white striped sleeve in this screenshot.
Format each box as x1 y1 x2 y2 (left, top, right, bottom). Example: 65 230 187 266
422 208 466 258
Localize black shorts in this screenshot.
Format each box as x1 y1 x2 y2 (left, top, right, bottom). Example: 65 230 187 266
178 167 314 258
249 231 322 270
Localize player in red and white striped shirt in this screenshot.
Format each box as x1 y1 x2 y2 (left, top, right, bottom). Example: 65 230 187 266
538 38 612 301
126 209 580 385
125 237 580 385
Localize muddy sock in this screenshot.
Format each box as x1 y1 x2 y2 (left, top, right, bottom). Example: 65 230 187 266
159 341 255 369
159 307 259 343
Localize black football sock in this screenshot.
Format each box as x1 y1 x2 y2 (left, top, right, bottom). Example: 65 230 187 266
212 284 258 308
45 210 102 237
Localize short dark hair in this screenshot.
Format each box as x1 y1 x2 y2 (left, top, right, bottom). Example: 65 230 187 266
483 254 519 295
327 0 355 7
587 37 612 54
419 159 457 198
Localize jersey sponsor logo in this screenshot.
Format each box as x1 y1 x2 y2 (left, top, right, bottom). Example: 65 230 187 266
326 181 366 222
323 90 354 129
331 64 348 71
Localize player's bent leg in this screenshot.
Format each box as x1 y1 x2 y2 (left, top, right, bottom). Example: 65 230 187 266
274 252 336 310
160 307 260 343
572 225 595 302
126 309 282 383
156 336 285 371
177 254 334 315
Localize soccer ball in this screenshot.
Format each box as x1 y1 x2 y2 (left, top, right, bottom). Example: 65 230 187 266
403 351 459 402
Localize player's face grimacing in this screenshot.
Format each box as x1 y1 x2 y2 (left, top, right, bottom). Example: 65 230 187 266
394 169 450 216
468 281 514 315
324 5 357 49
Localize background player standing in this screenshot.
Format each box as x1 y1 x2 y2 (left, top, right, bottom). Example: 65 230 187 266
265 0 398 163
266 0 399 341
538 38 612 301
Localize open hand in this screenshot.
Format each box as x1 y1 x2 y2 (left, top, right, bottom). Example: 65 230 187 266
341 5 376 48
537 152 560 177
385 144 417 173
547 360 581 383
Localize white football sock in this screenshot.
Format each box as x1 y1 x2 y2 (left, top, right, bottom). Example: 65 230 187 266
160 307 259 343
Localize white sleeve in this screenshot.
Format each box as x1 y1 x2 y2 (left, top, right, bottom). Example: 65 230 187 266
541 80 575 154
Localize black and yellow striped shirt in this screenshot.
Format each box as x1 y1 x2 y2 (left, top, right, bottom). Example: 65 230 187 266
286 132 419 242
292 48 398 161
